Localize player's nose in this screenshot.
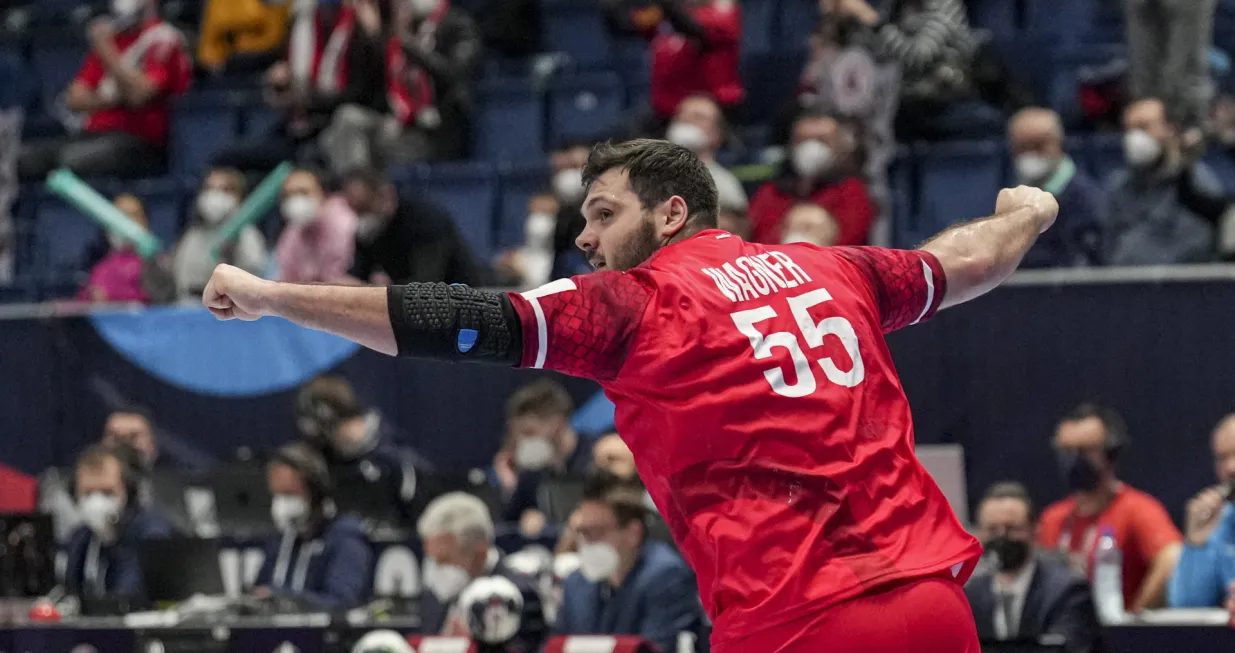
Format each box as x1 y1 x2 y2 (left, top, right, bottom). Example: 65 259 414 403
575 224 598 254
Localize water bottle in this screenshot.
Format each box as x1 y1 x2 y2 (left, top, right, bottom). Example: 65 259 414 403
1092 527 1125 624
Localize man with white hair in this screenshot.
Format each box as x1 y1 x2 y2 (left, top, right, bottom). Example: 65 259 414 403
1006 107 1105 268
417 492 547 649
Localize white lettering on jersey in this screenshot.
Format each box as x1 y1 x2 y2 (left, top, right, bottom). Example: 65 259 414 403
702 253 814 304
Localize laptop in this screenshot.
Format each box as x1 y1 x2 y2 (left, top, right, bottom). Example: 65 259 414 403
0 512 55 597
140 537 226 603
191 465 274 539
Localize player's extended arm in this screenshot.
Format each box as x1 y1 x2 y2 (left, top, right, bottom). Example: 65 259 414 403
201 265 521 363
920 186 1058 310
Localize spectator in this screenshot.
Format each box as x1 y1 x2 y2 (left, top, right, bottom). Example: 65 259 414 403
172 167 268 299
321 0 482 171
63 445 171 606
493 192 561 288
966 482 1100 653
100 406 159 472
417 492 547 650
1038 403 1183 612
342 167 484 286
780 203 840 246
602 0 743 127
196 0 289 76
1168 414 1235 607
592 433 637 482
274 168 358 283
554 473 704 652
1122 0 1215 130
77 194 151 304
665 94 747 217
253 443 373 610
1105 98 1223 265
1006 108 1104 268
212 0 387 176
294 375 434 525
17 0 191 181
748 110 875 245
496 380 593 528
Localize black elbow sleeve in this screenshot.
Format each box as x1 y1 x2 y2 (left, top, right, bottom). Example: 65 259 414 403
386 284 523 365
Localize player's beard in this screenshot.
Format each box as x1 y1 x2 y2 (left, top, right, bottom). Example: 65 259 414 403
606 216 662 272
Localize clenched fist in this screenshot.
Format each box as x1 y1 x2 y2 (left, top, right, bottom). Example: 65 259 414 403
202 264 273 321
995 185 1059 233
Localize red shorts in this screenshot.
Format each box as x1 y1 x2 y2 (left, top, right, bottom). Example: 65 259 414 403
714 576 981 653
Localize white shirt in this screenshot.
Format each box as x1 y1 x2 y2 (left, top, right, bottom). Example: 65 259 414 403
706 159 749 214
992 557 1037 639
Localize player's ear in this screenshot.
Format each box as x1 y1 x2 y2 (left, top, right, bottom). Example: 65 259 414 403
658 195 690 239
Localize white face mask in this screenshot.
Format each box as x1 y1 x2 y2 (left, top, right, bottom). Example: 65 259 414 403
666 121 710 153
552 169 585 204
355 213 386 244
282 195 320 226
111 0 142 21
271 495 310 533
577 542 621 582
781 231 819 246
792 139 834 179
197 189 238 225
1124 129 1163 168
1015 153 1056 185
407 0 439 17
425 562 472 602
525 212 556 249
79 492 123 539
514 436 555 471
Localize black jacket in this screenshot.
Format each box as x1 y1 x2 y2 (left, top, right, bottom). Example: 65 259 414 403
965 553 1102 653
350 194 485 286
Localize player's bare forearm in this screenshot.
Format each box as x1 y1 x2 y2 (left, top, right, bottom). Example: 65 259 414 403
921 205 1051 310
265 282 399 356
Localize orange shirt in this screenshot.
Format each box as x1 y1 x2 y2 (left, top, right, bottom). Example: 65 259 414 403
1038 484 1182 607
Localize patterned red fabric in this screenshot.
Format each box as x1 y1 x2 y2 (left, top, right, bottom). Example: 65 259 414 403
830 246 947 332
76 19 191 145
509 231 980 648
506 273 653 381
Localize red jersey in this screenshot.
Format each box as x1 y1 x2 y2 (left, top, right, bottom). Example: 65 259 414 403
505 231 982 647
76 19 192 146
644 0 744 118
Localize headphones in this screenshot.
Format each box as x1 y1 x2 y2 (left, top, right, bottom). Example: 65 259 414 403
294 378 364 442
1060 403 1130 463
71 443 144 514
270 442 335 517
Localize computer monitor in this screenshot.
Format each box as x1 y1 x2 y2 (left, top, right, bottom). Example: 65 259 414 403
140 537 226 603
0 512 55 597
192 465 274 539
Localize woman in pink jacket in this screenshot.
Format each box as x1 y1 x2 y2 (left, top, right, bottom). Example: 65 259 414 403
274 168 358 283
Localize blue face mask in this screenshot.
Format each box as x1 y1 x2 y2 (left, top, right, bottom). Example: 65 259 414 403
1057 450 1103 492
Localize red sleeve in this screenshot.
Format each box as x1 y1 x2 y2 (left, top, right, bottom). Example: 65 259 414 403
819 177 876 246
830 247 947 333
77 52 105 89
693 2 740 45
143 38 190 95
1128 494 1183 562
505 272 653 381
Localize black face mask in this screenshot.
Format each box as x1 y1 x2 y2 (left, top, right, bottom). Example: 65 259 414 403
986 536 1031 573
1057 450 1103 492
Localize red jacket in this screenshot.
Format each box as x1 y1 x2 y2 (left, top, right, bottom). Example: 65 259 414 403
645 1 744 118
0 462 36 513
749 175 876 246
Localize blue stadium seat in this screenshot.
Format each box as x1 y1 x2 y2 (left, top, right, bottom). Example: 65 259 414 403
914 140 1004 236
741 51 806 126
543 4 613 71
497 163 552 249
32 190 103 276
30 36 87 111
1079 133 1123 184
776 0 820 54
741 0 775 56
401 162 500 259
124 177 185 247
1026 0 1099 44
476 78 544 164
1202 151 1235 195
170 96 239 176
887 148 917 248
547 73 624 145
241 104 280 138
969 0 1019 36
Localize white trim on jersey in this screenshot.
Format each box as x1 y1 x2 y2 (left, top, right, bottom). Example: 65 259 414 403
911 258 935 325
520 278 579 369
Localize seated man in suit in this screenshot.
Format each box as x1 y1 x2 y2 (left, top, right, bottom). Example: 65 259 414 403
64 444 172 607
966 481 1101 653
418 492 547 651
555 473 705 653
253 443 373 611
